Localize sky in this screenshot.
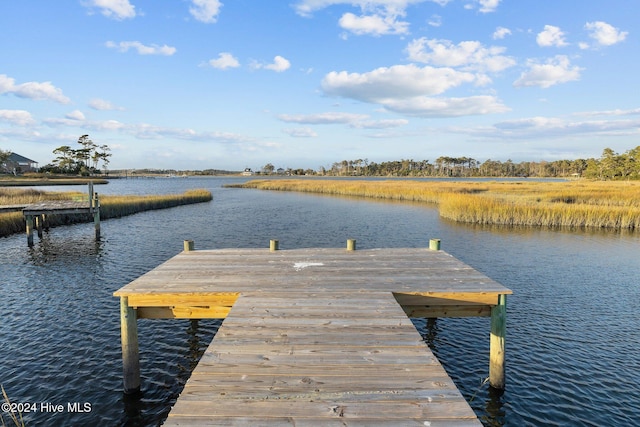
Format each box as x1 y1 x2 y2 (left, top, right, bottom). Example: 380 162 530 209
0 0 638 171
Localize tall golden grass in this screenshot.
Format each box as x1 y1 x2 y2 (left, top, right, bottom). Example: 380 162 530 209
235 179 640 230
0 189 212 237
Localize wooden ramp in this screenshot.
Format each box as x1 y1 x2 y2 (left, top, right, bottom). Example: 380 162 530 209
114 245 512 426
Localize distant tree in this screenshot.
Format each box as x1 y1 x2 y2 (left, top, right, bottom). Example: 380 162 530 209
0 149 11 172
262 163 275 174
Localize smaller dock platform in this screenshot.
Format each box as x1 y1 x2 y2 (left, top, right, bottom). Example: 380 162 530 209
0 183 100 245
114 241 511 426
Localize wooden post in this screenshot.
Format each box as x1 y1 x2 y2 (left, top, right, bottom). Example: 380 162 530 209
93 193 100 239
270 239 279 252
347 239 356 251
26 214 34 246
489 294 507 389
429 238 441 251
120 296 141 395
36 214 43 238
184 239 195 252
88 181 94 206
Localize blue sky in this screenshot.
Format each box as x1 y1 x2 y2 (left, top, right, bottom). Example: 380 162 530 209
0 0 637 171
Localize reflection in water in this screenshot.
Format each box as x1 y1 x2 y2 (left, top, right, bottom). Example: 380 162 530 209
26 231 104 266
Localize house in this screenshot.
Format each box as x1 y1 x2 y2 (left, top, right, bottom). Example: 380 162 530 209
241 168 254 176
2 153 39 174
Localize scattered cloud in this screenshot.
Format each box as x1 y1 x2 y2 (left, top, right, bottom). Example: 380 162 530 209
292 0 451 36
383 95 509 117
251 56 291 72
350 119 409 129
83 0 136 20
278 112 369 125
0 109 36 126
574 108 640 117
322 64 476 102
65 110 86 121
461 115 640 140
89 98 124 111
105 41 177 55
537 25 568 47
207 52 240 69
189 0 223 23
406 38 515 73
493 26 511 40
476 0 501 13
514 55 582 88
0 74 70 104
584 21 628 47
283 127 318 137
339 12 409 36
428 14 442 27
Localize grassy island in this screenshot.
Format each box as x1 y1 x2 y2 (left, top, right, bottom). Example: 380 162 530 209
234 179 640 230
0 188 212 237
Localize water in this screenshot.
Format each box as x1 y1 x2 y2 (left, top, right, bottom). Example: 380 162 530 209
1 177 639 426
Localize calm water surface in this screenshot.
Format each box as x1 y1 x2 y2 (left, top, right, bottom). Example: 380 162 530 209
1 177 638 426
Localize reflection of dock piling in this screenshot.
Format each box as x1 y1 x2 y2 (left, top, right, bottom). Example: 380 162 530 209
114 239 512 425
0 183 101 246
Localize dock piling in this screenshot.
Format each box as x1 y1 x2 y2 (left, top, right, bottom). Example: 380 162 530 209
183 239 195 252
429 238 441 250
489 294 507 389
346 239 356 251
270 239 279 252
93 192 100 239
26 215 34 246
120 296 141 395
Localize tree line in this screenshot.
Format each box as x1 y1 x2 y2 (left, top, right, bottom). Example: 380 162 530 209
274 146 639 180
40 135 112 175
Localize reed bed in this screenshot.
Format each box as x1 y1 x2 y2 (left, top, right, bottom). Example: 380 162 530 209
0 189 212 238
236 179 640 230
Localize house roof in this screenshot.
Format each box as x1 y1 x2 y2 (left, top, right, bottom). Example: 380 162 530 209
7 153 38 164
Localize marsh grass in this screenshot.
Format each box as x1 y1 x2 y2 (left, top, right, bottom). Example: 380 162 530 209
0 189 212 238
236 179 640 230
1 385 24 427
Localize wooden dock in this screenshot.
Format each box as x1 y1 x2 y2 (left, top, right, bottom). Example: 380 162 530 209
0 183 100 245
114 240 512 426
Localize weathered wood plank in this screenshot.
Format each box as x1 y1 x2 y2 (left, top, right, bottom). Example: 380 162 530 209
114 247 510 425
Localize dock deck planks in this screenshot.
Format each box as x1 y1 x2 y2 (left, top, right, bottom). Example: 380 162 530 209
114 247 511 425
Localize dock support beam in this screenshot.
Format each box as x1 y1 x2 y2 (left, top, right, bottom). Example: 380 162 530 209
93 193 100 239
489 294 507 389
120 296 141 395
26 215 34 246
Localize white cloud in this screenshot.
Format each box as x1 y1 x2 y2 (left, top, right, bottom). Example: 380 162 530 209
278 112 369 125
514 55 582 88
406 38 515 73
537 25 568 47
207 52 240 69
383 95 509 117
283 127 318 137
292 0 449 36
585 21 628 47
350 119 409 129
105 41 177 55
322 64 476 102
493 26 511 40
0 74 70 104
476 0 501 13
252 56 291 72
339 12 409 36
84 0 136 20
468 115 640 140
89 98 124 111
189 0 223 23
65 110 86 121
0 109 35 126
428 14 442 27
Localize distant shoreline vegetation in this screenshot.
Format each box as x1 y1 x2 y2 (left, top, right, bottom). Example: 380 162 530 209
0 189 212 238
255 146 640 180
233 179 640 231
